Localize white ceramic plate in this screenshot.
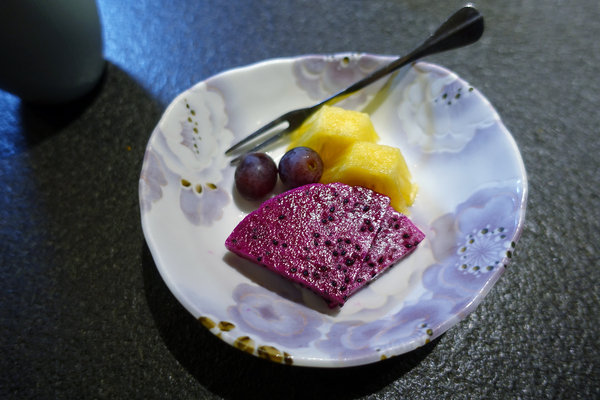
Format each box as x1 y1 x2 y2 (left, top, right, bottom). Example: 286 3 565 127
139 54 527 368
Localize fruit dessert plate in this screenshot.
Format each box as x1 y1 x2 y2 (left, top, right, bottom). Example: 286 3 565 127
139 53 527 367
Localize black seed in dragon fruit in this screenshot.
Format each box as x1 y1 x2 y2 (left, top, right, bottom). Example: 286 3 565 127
225 182 424 307
352 206 425 294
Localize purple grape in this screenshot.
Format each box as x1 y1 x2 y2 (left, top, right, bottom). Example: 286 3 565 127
278 147 324 189
235 152 278 200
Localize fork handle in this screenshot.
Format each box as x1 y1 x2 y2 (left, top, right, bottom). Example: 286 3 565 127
320 5 484 107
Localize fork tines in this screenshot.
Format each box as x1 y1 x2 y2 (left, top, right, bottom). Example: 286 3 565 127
225 116 289 156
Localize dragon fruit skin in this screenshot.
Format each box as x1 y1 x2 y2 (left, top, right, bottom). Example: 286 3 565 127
225 183 424 307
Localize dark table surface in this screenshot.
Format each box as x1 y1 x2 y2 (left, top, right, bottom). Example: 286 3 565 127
2 1 599 399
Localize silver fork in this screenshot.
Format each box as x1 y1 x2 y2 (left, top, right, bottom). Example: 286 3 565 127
225 4 484 163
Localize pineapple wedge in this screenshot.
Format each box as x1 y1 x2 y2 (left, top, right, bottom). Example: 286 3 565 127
320 141 417 213
288 105 379 168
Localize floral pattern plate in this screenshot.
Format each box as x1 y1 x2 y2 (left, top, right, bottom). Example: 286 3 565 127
139 54 527 368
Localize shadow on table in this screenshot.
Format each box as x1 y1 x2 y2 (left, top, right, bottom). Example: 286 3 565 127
142 244 439 399
0 64 107 159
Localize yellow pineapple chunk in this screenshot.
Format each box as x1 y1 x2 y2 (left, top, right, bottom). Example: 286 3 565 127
288 105 379 168
320 141 417 213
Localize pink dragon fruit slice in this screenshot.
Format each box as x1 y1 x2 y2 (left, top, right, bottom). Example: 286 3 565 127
226 183 390 306
351 206 425 295
225 182 424 307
